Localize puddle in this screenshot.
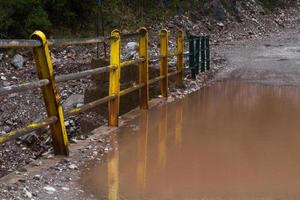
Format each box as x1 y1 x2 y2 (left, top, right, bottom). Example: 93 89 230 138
80 81 300 199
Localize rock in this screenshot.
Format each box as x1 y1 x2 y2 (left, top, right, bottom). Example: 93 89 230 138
212 0 226 21
62 94 84 110
70 138 78 144
92 151 98 156
32 161 42 166
217 22 224 27
167 96 175 103
68 164 78 170
47 154 54 159
64 121 70 127
51 54 61 66
17 167 27 172
18 132 39 145
33 174 42 181
23 188 32 198
0 75 7 80
3 126 11 133
62 187 70 191
5 120 14 126
44 186 56 194
123 42 139 59
2 81 10 87
125 42 138 52
11 54 25 69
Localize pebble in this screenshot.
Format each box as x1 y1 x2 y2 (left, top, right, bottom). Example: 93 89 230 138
62 187 70 191
43 186 56 194
23 188 32 198
68 164 78 170
33 174 42 181
47 155 54 159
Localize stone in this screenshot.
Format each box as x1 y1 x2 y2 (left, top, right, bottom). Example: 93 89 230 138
62 94 84 110
11 54 25 69
33 174 42 181
62 187 70 191
18 132 39 145
123 42 139 59
43 186 56 194
212 0 226 21
217 22 224 27
125 42 138 52
68 164 78 170
0 80 9 87
23 188 32 198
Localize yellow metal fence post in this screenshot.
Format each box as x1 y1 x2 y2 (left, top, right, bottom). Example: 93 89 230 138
138 27 149 109
108 30 121 127
176 30 184 86
160 29 169 98
31 31 69 156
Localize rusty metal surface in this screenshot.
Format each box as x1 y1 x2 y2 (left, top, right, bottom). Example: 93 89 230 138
119 83 146 97
66 95 116 117
55 65 114 83
48 37 106 47
0 39 42 48
0 35 116 49
0 79 49 96
120 58 145 68
121 32 141 39
0 117 57 144
167 71 180 77
149 76 164 85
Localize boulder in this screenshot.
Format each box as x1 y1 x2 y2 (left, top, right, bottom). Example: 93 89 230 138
11 54 25 69
62 94 84 111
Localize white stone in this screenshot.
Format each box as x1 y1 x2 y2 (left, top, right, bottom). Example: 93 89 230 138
62 187 70 191
68 164 78 170
23 188 32 198
43 186 56 194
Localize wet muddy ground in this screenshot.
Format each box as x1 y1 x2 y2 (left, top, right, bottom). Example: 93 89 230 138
217 29 300 86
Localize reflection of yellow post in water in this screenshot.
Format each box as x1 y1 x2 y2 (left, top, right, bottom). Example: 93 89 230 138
175 102 183 147
107 134 119 200
137 111 149 192
158 105 167 168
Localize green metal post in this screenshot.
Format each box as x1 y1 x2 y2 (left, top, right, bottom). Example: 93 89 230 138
195 37 200 74
205 36 210 71
200 36 205 72
189 36 196 79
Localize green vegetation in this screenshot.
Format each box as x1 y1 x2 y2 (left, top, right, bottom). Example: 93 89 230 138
0 0 294 39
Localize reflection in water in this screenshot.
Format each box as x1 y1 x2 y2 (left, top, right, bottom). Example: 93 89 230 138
158 106 167 168
81 81 300 199
107 133 119 200
175 102 183 147
136 112 148 192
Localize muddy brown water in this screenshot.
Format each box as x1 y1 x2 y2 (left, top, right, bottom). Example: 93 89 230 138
80 81 300 200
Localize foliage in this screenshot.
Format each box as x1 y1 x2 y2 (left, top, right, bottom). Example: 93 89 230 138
0 0 51 38
0 0 295 38
260 0 286 10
